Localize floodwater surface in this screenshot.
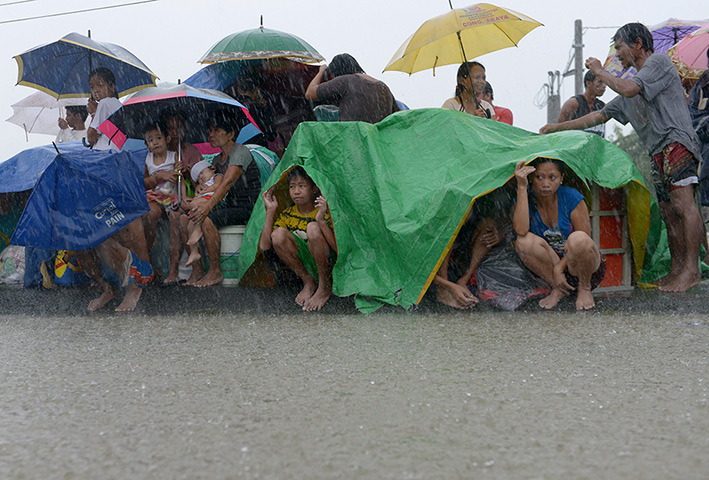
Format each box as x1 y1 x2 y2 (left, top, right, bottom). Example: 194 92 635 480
1 311 708 479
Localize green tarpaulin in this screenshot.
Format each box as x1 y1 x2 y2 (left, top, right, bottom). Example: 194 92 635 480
238 108 668 312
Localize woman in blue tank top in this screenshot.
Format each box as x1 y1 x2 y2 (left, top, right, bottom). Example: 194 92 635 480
513 157 604 310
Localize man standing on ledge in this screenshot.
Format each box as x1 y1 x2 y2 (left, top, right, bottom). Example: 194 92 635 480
540 22 704 292
556 70 606 137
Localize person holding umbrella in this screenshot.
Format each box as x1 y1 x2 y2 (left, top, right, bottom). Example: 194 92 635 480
184 109 263 287
441 61 495 119
86 67 122 151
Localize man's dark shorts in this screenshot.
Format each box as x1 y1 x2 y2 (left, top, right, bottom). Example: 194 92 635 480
651 143 699 203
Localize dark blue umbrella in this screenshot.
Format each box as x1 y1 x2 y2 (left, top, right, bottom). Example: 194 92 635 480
14 32 158 99
0 141 147 194
11 147 149 251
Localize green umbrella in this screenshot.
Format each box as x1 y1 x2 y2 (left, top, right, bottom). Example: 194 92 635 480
198 24 324 64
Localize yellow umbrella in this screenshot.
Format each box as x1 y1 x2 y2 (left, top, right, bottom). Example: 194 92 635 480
384 3 543 75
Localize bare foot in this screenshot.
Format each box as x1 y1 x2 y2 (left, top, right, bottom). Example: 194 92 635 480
303 284 332 311
652 272 678 287
575 287 595 310
539 288 566 310
88 286 119 311
295 278 317 306
163 273 180 284
185 270 203 286
115 284 143 311
659 271 701 292
194 270 223 287
436 281 478 309
185 249 201 268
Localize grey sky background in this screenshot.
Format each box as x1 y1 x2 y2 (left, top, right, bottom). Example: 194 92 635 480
0 0 704 162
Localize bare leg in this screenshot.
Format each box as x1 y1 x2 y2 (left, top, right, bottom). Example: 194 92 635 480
303 223 333 311
181 215 203 285
564 231 601 310
187 217 204 246
434 249 478 309
164 209 183 283
193 217 223 287
95 239 145 312
516 233 566 309
76 249 118 311
185 219 202 268
456 218 496 287
142 201 162 254
660 186 702 292
271 227 315 306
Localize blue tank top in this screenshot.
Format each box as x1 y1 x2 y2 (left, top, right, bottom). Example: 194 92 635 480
529 186 584 256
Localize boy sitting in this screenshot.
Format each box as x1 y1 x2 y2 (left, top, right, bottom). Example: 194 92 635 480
259 166 337 311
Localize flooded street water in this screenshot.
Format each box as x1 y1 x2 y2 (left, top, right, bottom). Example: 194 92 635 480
2 311 708 479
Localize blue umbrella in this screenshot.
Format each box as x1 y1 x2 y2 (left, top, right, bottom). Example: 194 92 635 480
0 141 147 194
14 32 158 99
11 147 149 251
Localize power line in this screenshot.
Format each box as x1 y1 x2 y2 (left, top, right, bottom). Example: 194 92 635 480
0 0 39 7
0 0 158 24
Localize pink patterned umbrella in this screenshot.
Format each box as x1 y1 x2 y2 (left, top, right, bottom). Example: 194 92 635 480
668 22 709 79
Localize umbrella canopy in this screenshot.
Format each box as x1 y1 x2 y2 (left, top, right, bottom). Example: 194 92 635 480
198 26 324 64
14 32 158 99
6 91 88 136
603 18 707 79
383 3 542 75
98 84 261 150
11 148 149 251
668 23 709 79
237 109 667 313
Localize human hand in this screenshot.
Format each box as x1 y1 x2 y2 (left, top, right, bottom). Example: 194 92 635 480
190 196 212 223
58 118 69 130
515 160 535 189
585 57 603 75
315 195 328 222
262 187 278 213
156 170 179 184
539 124 558 135
553 265 574 295
481 224 502 249
87 98 98 115
473 107 487 118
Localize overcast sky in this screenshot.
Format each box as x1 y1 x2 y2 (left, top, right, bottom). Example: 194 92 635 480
0 0 705 162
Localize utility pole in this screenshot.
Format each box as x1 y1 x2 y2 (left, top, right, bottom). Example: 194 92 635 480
562 19 585 95
573 19 584 95
546 71 561 123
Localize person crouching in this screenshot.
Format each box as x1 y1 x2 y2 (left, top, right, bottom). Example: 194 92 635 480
259 166 337 311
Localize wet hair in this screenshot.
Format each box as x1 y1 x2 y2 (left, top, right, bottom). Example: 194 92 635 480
209 108 242 137
89 67 119 98
66 105 88 121
457 61 485 81
328 53 365 77
530 157 566 175
142 120 166 138
159 107 187 125
287 166 315 187
483 81 494 100
613 23 654 53
583 70 599 87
